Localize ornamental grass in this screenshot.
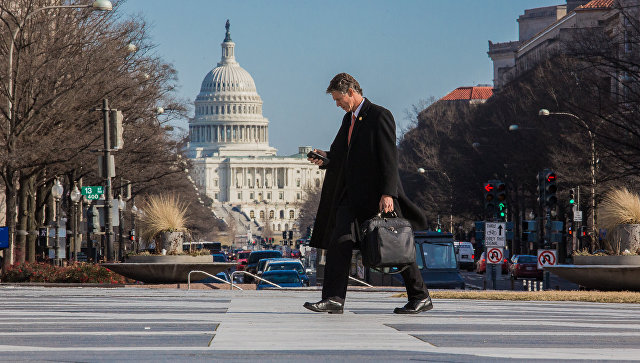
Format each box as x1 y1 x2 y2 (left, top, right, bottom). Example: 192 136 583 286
0 262 126 284
597 187 640 231
139 194 189 242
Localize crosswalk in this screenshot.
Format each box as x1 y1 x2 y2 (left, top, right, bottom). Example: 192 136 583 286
1 286 640 361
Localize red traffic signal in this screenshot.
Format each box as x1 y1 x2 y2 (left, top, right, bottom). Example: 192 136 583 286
484 183 494 192
546 172 556 182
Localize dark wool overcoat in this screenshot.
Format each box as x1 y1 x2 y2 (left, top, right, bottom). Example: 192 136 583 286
309 98 428 250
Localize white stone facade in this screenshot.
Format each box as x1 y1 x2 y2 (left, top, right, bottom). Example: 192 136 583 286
187 21 324 239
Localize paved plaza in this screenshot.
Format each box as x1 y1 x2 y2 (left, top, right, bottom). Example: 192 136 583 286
1 286 639 362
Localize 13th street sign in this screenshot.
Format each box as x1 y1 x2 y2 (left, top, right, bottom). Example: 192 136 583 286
485 222 506 247
81 186 104 200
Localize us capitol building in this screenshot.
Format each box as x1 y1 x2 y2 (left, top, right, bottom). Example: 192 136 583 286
187 21 324 242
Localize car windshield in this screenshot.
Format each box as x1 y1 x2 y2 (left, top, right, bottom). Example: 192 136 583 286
249 251 282 264
420 242 457 269
261 272 300 284
213 254 226 262
266 263 304 274
238 252 251 259
518 255 537 263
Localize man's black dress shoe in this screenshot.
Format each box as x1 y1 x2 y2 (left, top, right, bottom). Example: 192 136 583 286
393 296 433 314
303 298 344 314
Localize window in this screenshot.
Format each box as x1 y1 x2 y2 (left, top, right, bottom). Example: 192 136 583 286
269 210 274 219
250 192 255 199
279 192 284 200
279 210 284 219
260 210 265 219
256 179 261 188
214 193 219 200
237 192 242 199
277 224 281 231
296 179 300 187
214 178 218 187
250 210 255 219
289 210 294 219
315 179 320 188
267 192 271 200
296 192 301 200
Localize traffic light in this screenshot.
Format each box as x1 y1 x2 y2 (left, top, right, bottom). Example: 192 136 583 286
496 182 507 220
88 205 100 234
288 230 293 239
569 188 575 205
543 170 557 206
282 231 287 240
483 181 496 218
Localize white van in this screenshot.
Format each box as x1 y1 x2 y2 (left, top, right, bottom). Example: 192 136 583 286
453 241 475 271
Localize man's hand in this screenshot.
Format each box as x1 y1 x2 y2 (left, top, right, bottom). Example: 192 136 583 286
307 149 327 166
379 195 394 213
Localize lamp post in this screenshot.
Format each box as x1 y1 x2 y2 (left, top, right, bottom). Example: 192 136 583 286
538 109 597 251
417 168 453 233
51 179 64 266
70 184 82 263
118 195 126 261
131 203 138 253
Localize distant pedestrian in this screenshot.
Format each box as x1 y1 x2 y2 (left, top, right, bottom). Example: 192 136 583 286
304 73 432 314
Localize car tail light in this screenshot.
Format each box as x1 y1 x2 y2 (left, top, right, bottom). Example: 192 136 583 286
471 254 474 259
482 258 485 262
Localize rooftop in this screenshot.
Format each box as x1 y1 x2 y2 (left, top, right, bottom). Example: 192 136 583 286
578 0 614 9
440 86 493 101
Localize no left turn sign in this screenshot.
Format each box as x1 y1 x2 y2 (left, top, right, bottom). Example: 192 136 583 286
487 247 503 264
537 249 557 269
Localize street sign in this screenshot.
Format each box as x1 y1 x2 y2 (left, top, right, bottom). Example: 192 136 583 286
487 247 503 264
485 222 506 247
574 211 583 222
537 249 557 269
82 186 104 200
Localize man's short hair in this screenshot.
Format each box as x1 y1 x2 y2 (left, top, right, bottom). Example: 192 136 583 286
326 73 362 95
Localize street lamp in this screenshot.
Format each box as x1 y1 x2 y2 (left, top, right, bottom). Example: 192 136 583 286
417 168 453 233
131 203 138 253
118 195 126 261
538 108 597 251
51 179 64 266
70 184 82 263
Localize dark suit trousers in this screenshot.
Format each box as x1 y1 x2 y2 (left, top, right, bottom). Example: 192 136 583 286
322 202 430 304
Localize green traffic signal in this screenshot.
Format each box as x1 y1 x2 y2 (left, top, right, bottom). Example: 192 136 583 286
569 198 575 204
500 212 505 217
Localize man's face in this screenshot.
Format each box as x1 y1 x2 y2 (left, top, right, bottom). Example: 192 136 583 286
331 90 357 113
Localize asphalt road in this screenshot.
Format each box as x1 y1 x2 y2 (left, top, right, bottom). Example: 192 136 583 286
1 285 639 362
460 270 580 291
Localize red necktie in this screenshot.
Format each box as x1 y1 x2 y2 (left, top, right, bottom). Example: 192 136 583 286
348 113 356 145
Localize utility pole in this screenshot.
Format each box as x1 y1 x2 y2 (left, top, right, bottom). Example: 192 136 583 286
101 98 114 262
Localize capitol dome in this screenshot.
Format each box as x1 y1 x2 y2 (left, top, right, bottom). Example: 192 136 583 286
189 20 276 157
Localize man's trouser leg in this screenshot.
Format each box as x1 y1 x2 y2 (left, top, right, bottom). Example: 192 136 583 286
400 262 429 300
321 240 354 304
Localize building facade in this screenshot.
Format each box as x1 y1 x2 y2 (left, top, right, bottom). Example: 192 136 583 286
187 21 324 242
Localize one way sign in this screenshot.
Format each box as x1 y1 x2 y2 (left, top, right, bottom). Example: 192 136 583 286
485 222 506 247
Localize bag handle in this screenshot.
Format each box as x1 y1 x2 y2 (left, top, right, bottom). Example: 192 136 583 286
376 211 398 219
371 265 411 274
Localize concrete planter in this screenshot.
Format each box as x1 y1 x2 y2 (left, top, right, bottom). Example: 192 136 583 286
161 231 185 254
125 255 213 263
606 224 640 254
573 255 640 265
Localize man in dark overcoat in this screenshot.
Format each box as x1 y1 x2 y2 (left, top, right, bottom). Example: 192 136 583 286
303 73 433 314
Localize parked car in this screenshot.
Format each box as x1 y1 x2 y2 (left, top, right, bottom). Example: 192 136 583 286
263 259 309 286
245 250 283 283
256 270 303 290
509 255 543 280
476 252 509 274
454 241 475 271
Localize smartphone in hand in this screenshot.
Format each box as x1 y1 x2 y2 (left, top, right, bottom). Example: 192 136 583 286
307 150 329 165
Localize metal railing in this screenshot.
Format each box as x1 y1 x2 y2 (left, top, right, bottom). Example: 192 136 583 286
230 270 282 289
348 276 373 287
187 270 243 291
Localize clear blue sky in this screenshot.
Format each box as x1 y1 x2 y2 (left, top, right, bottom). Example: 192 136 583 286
119 0 564 155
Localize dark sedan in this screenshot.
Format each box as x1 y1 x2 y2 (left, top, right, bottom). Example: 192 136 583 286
509 255 543 280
